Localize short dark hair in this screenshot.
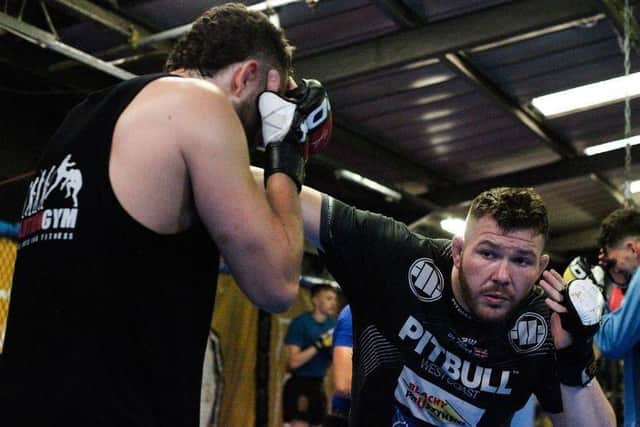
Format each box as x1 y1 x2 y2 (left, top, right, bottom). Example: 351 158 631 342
310 284 337 298
598 207 640 248
468 187 549 240
164 3 293 77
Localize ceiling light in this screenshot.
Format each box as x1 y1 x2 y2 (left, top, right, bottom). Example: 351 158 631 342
584 135 640 156
531 72 640 118
335 169 402 202
440 218 466 236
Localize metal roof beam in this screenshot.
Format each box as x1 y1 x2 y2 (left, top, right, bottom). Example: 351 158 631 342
0 11 136 80
599 0 640 51
425 145 640 206
369 0 427 28
440 52 624 204
294 0 600 83
46 0 139 39
45 0 172 50
440 52 577 158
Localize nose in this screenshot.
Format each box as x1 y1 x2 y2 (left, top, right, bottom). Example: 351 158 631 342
493 259 511 287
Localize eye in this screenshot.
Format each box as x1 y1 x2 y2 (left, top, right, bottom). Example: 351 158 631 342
479 249 497 259
511 256 533 267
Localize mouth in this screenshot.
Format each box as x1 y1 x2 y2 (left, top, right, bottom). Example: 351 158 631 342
482 293 510 306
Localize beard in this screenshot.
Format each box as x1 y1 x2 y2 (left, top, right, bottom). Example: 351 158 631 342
458 262 516 324
236 97 260 147
235 70 269 148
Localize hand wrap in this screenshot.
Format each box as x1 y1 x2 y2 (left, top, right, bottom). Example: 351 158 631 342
556 274 605 386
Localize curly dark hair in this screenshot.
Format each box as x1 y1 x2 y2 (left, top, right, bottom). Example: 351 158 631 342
598 207 640 248
164 3 293 77
468 187 549 240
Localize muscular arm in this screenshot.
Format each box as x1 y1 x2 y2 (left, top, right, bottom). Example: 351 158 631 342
286 344 321 371
176 79 302 312
251 166 323 250
547 380 616 427
539 271 616 426
332 346 353 398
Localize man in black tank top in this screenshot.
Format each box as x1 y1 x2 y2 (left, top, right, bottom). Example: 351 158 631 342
0 4 333 427
251 171 616 426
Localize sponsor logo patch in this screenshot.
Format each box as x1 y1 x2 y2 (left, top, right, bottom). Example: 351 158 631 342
394 366 485 426
508 312 547 353
408 258 444 302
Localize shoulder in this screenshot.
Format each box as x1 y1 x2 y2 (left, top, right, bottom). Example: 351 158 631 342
338 305 352 321
323 195 419 242
292 312 311 324
131 76 235 131
145 76 226 102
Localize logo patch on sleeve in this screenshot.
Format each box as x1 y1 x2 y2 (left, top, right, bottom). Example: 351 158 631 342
508 312 548 353
394 366 485 426
408 258 444 302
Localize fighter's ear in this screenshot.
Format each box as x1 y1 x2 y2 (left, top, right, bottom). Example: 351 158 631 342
452 236 463 268
539 254 550 272
230 60 259 96
627 239 640 255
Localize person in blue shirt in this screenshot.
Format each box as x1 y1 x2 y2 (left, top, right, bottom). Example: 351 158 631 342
325 304 353 427
283 284 337 427
595 207 640 427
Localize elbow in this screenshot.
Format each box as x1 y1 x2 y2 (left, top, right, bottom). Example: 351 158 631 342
334 385 351 398
261 279 299 313
254 280 300 313
287 358 302 371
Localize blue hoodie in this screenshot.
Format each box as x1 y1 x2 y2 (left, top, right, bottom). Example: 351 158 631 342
595 269 640 427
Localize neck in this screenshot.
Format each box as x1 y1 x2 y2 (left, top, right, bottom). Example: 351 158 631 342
312 310 327 323
169 68 199 78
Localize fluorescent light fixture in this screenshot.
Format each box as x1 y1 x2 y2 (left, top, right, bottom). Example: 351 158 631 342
531 72 640 118
440 218 466 236
249 0 305 12
584 135 640 156
300 275 339 289
335 169 402 202
630 180 640 194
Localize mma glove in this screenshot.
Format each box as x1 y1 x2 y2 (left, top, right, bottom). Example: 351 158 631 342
312 328 334 352
556 276 605 386
258 79 332 192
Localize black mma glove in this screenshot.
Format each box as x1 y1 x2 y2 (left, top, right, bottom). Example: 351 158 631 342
312 328 334 352
258 79 332 192
556 276 605 386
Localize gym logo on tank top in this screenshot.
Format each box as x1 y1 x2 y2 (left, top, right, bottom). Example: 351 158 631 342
18 154 82 248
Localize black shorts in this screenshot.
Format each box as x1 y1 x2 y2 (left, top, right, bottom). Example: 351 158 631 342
282 375 326 424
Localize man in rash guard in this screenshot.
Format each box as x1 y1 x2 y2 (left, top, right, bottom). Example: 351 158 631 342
247 170 617 427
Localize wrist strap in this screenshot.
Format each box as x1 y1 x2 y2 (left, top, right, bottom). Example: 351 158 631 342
556 338 598 386
264 141 305 192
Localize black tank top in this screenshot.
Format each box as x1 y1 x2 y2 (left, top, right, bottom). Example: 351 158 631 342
1 74 220 427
